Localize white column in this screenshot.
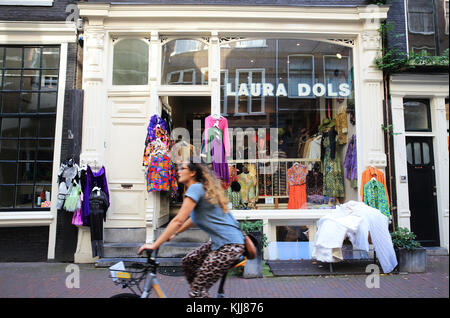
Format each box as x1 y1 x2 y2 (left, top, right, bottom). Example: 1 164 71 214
390 94 411 230
145 31 162 243
80 24 107 168
76 22 106 263
210 31 221 116
432 96 449 252
357 30 387 171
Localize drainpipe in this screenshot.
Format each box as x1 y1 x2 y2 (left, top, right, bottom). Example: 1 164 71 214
383 72 397 232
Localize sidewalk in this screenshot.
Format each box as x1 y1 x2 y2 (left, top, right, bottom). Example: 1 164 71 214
0 255 448 298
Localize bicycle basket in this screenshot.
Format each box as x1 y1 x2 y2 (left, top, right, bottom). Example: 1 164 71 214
109 261 148 288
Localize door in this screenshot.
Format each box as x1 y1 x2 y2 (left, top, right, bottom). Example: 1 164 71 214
406 137 440 246
104 96 150 228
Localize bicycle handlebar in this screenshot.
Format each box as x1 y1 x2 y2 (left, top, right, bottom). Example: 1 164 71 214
145 248 159 263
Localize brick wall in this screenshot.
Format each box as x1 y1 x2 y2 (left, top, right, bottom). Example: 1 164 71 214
0 227 49 262
385 0 408 53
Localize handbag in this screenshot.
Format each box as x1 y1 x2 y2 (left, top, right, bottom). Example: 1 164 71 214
243 232 258 260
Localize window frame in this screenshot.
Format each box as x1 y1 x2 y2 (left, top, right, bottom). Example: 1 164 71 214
0 45 59 212
403 98 433 132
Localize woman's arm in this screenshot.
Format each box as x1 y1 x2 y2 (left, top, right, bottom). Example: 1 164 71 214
172 217 195 237
138 197 196 254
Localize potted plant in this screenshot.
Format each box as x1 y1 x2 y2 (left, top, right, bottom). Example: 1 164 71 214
391 227 427 273
239 219 268 278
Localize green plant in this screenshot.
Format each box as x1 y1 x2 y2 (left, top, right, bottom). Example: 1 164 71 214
239 219 268 248
381 124 401 136
391 227 421 251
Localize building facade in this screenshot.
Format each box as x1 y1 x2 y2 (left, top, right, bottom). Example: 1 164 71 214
386 0 449 252
72 0 393 262
0 0 78 261
1 0 446 263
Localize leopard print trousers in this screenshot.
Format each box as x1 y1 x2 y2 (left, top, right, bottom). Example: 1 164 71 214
181 241 245 298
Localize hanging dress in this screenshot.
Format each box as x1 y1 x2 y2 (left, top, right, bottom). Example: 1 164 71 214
287 163 308 209
322 128 344 198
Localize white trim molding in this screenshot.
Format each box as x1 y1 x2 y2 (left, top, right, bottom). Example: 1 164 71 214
0 0 53 5
0 21 77 44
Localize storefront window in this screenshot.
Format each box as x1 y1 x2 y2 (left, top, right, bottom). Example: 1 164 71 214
216 38 357 213
0 46 59 210
161 39 209 85
112 39 149 85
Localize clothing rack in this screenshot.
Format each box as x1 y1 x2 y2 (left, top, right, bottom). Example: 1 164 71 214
228 158 321 201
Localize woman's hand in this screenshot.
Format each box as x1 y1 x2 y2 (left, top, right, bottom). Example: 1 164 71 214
137 243 156 255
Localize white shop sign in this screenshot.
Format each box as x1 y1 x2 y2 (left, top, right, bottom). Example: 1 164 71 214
226 82 351 98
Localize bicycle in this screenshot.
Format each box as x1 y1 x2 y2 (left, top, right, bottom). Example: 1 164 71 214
109 248 247 298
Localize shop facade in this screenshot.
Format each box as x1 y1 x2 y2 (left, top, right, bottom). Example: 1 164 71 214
72 2 393 262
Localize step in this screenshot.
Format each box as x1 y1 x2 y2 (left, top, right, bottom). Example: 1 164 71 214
158 242 204 258
104 228 146 244
155 227 209 243
103 243 143 258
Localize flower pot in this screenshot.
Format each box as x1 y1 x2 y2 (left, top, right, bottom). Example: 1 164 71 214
243 231 263 278
395 247 427 273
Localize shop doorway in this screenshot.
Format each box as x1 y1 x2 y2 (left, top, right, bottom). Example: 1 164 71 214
406 137 440 246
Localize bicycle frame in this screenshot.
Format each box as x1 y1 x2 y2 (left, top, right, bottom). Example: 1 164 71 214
141 271 166 298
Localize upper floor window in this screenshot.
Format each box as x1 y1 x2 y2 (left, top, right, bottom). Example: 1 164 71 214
408 0 436 34
112 39 149 86
161 39 208 85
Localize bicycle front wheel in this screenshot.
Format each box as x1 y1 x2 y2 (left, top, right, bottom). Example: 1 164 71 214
110 293 140 298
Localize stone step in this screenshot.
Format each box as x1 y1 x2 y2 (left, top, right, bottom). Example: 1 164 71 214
104 228 146 243
103 243 143 258
155 227 209 243
158 242 204 258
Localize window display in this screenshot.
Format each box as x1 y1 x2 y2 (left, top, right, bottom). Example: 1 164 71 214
219 38 357 209
165 38 358 212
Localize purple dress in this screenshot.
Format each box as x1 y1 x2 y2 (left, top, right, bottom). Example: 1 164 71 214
211 137 230 184
344 135 357 182
81 165 110 226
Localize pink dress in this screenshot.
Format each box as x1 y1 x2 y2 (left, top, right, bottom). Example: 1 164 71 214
204 116 231 158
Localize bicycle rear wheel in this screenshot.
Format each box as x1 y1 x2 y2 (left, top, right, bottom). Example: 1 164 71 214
110 293 140 298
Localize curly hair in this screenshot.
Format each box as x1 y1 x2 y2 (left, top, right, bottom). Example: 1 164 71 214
187 163 229 213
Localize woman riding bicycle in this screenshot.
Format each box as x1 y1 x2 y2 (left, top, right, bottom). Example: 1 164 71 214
138 162 245 298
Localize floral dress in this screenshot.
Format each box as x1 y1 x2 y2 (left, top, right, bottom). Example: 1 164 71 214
322 132 344 198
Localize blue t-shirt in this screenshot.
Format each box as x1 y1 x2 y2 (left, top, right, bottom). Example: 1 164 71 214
185 183 244 250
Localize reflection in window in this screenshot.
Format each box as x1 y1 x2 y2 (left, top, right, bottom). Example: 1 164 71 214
288 55 314 98
162 39 208 85
113 39 149 85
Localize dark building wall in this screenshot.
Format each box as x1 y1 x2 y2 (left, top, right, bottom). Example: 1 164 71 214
0 3 81 261
0 227 49 262
0 0 76 21
385 0 408 53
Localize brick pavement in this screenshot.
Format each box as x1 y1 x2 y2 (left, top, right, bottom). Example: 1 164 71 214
0 256 448 299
